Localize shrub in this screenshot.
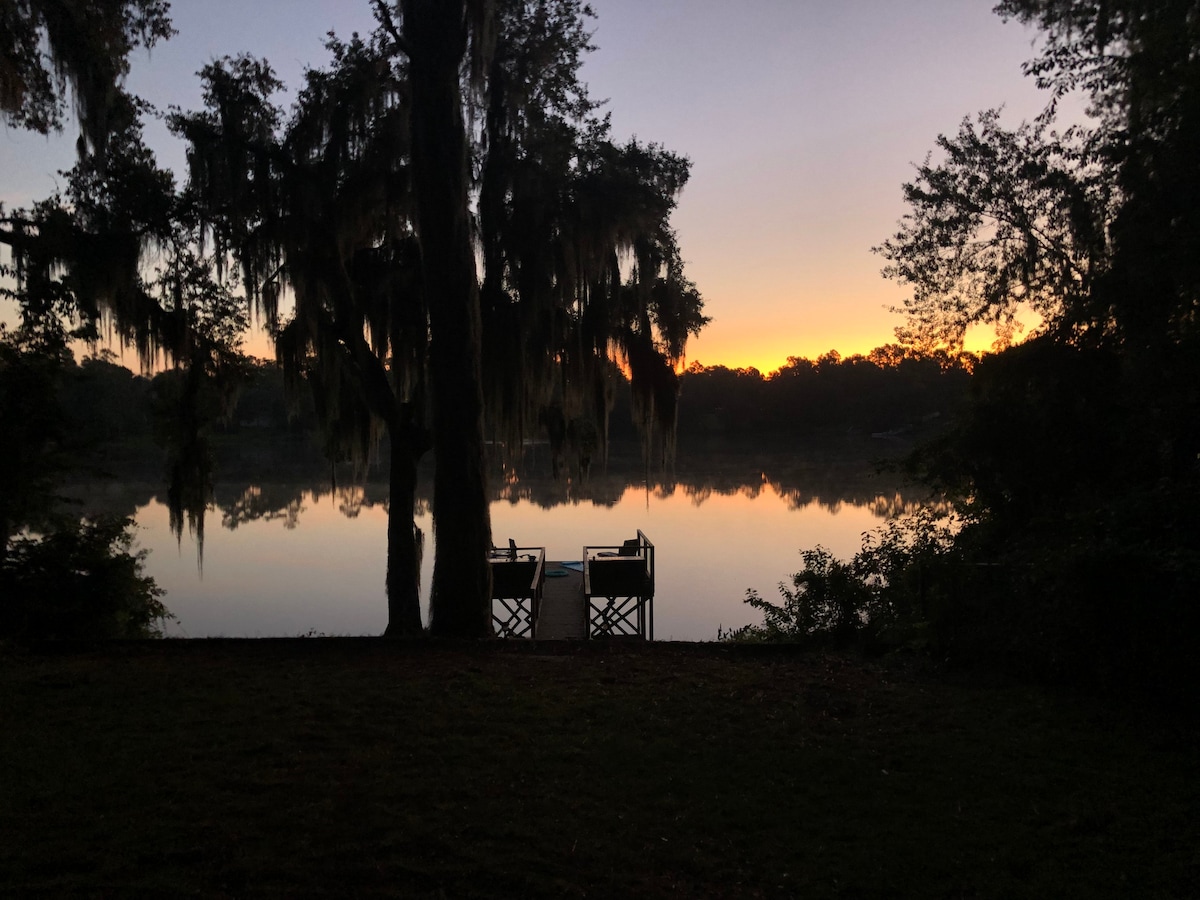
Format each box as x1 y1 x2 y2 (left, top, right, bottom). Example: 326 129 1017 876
1 516 171 640
724 510 958 648
722 547 872 644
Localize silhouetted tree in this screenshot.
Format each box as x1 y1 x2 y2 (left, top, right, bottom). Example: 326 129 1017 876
60 352 152 444
174 0 705 636
0 332 66 567
997 0 1200 348
875 110 1112 351
475 2 706 471
874 0 1200 692
676 349 972 439
2 4 248 590
0 0 172 157
173 43 433 633
880 1 1200 354
393 0 494 635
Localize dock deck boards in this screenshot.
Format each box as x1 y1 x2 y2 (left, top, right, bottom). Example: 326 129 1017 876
535 563 586 640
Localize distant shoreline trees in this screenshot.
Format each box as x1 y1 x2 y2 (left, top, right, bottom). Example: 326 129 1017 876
38 345 975 473
672 346 975 441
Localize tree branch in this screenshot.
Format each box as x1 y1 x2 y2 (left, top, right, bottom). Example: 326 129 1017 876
371 1 412 58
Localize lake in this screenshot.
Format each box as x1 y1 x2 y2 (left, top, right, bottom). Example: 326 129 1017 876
68 441 938 641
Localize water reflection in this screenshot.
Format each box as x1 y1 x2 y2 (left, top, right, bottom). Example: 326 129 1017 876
60 443 942 640
222 485 306 531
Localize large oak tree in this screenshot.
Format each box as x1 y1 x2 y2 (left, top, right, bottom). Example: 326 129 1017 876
175 0 706 635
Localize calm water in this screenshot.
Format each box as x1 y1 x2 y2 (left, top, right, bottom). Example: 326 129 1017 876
72 446 936 641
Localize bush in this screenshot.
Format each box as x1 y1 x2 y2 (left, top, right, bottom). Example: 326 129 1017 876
724 510 957 649
934 482 1200 692
1 517 171 640
722 547 872 645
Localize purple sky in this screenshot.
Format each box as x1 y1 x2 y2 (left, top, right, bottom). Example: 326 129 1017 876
1 1 1062 370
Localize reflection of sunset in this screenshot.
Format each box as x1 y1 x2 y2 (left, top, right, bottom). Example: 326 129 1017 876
128 458 928 640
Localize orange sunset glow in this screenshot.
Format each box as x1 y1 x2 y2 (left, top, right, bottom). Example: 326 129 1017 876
2 2 1054 376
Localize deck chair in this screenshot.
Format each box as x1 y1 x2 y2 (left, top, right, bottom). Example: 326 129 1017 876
599 537 641 558
488 538 520 560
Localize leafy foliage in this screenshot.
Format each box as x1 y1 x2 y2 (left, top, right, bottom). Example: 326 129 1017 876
1 333 172 640
0 515 170 639
2 109 251 548
0 0 173 155
725 511 957 649
726 548 873 645
0 330 69 560
881 0 1200 352
876 111 1113 349
847 0 1200 699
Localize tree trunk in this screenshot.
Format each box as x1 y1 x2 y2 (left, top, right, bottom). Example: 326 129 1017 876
0 515 10 572
404 0 493 637
384 431 424 636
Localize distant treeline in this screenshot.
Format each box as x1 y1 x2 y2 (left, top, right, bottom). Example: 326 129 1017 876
61 344 974 474
663 346 976 440
56 353 307 447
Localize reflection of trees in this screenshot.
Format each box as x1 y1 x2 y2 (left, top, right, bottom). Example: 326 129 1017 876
867 493 953 520
496 443 940 518
221 486 306 531
56 482 158 523
211 482 392 529
62 444 942 532
493 472 629 510
664 444 939 518
336 487 366 520
682 477 771 506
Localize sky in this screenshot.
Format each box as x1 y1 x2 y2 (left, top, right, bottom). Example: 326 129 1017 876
0 0 1058 374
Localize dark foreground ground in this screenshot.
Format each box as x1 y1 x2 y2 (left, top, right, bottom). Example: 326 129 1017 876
1 639 1196 898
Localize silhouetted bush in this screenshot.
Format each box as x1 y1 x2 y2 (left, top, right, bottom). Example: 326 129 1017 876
725 510 957 650
932 481 1200 694
724 547 872 645
733 480 1200 701
898 337 1200 697
0 516 171 640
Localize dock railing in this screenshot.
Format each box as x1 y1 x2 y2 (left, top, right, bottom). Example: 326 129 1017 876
582 530 654 640
488 546 545 638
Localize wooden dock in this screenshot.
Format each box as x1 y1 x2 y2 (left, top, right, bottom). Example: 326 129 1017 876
534 563 586 640
491 535 654 641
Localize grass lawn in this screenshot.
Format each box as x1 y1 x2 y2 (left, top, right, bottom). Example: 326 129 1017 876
1 639 1196 897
